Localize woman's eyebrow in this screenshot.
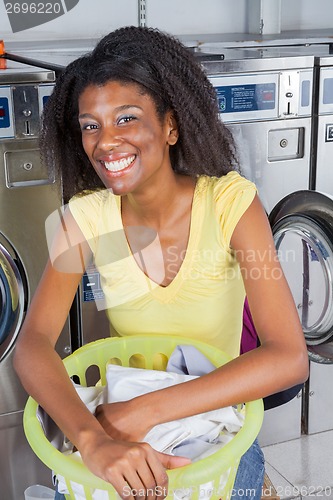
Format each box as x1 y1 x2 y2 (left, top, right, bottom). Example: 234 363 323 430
78 104 143 120
115 104 144 113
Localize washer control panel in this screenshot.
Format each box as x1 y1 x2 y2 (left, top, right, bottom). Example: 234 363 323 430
0 83 54 140
210 69 313 123
0 86 14 138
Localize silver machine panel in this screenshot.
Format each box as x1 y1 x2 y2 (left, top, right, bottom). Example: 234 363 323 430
0 59 72 499
205 52 314 215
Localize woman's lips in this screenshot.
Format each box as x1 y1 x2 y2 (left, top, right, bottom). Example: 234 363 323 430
101 155 136 172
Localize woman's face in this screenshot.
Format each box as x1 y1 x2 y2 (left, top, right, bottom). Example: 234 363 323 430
78 80 178 195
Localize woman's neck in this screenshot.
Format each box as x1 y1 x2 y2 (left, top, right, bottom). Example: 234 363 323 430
122 174 196 230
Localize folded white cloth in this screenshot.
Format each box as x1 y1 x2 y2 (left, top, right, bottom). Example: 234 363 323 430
55 346 244 499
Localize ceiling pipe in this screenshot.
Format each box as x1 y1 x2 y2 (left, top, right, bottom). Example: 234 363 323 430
138 0 147 27
248 0 282 35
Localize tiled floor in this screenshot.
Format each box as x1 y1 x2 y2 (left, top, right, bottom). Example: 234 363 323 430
262 430 333 499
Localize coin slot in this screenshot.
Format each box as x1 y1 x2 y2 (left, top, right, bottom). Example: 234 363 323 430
24 120 30 136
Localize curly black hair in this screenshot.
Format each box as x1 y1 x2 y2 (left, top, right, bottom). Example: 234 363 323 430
40 26 238 202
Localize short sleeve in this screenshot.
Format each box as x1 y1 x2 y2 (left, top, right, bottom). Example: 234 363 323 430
213 171 257 249
68 190 105 254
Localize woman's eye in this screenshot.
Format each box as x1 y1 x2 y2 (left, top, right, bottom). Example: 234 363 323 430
118 115 136 125
81 123 98 131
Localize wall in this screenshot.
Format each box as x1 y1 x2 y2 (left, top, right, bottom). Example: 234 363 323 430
0 0 332 43
146 0 247 35
281 0 333 31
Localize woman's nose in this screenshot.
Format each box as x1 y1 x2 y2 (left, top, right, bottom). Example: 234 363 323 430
97 126 122 150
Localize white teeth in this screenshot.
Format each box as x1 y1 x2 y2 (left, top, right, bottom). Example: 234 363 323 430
104 155 135 172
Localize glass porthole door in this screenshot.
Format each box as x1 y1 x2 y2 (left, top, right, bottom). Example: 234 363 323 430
0 234 26 361
270 191 333 363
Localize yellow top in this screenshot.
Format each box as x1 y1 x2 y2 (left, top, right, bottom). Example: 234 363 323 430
69 171 256 359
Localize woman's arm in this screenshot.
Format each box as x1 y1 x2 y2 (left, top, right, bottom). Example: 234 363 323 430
14 210 188 499
97 195 309 440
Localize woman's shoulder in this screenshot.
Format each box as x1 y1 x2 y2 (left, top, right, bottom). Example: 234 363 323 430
69 187 112 204
197 171 257 200
201 172 258 248
68 188 119 227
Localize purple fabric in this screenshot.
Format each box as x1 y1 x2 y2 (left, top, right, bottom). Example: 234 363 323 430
240 298 258 355
240 298 304 411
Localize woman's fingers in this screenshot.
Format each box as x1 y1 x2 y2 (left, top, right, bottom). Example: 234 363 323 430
122 442 168 500
88 441 169 500
157 451 191 469
108 472 137 500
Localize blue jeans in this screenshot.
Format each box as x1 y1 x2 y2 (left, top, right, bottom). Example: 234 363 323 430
232 438 265 499
55 440 264 500
55 489 65 500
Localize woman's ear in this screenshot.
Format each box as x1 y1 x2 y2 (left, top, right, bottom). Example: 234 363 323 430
166 112 179 145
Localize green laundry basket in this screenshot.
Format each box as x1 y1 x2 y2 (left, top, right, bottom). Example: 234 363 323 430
23 335 264 500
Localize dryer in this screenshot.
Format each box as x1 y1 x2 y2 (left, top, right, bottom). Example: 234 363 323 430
301 52 333 435
0 59 71 499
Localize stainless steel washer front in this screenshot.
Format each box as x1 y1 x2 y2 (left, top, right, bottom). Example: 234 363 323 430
0 60 72 500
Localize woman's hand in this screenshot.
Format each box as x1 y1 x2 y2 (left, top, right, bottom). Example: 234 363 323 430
80 432 191 500
95 401 150 442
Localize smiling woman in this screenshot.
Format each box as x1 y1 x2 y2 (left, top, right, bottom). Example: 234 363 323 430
14 25 308 500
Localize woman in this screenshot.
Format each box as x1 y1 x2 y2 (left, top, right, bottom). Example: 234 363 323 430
14 26 308 500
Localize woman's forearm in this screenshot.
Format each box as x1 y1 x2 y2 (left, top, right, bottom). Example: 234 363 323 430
132 342 308 430
14 333 106 451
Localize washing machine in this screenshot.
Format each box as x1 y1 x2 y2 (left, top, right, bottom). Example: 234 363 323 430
2 44 111 349
199 46 318 446
1 43 106 348
299 52 333 435
0 59 72 499
199 43 333 444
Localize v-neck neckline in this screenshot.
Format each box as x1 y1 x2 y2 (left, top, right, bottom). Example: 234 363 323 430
116 177 204 300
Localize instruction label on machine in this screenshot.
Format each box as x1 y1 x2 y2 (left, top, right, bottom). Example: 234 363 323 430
82 267 105 302
215 82 276 113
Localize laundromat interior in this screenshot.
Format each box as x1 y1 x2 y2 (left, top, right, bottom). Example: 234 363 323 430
1 0 333 498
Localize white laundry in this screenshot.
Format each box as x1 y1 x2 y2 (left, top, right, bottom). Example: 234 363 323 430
56 360 244 499
166 344 217 376
104 363 243 456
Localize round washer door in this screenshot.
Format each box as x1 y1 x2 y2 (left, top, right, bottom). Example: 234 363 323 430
0 233 26 361
270 191 333 363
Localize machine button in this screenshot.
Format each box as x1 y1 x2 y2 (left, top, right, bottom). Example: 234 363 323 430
325 124 333 142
